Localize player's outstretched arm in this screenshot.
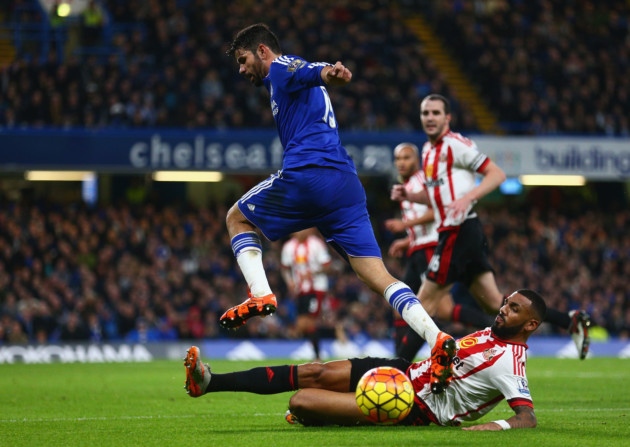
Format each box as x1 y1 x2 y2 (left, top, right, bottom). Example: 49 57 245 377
462 405 537 431
390 184 430 204
321 61 352 86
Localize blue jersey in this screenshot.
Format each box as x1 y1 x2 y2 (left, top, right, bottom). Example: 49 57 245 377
263 55 357 174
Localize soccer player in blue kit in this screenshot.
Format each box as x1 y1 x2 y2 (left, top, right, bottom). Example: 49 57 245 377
186 23 456 394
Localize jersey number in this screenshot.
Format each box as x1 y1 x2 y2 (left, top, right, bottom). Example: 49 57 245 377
428 254 441 272
320 87 337 128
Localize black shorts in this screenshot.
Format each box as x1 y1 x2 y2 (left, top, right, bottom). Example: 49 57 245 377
296 292 325 316
403 246 435 293
348 357 432 426
425 217 493 287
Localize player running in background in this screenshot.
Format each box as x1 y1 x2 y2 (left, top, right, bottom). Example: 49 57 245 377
391 94 591 359
386 142 496 361
218 23 456 391
184 289 545 430
280 228 333 361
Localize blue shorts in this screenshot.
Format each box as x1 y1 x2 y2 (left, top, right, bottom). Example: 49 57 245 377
237 167 382 258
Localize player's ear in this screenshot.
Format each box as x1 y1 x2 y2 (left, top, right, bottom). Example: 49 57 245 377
525 318 540 332
256 44 267 59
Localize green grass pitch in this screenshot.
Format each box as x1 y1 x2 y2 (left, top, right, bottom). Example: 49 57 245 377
1 357 628 447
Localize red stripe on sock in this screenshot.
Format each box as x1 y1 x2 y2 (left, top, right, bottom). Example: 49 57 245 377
289 365 295 389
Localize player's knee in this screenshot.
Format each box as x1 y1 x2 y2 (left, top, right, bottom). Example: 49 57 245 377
225 203 241 225
288 389 309 415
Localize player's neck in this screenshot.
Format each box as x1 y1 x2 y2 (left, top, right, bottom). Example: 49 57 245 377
429 128 450 145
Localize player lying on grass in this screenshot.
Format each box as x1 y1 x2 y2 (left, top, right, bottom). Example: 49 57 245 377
184 289 545 430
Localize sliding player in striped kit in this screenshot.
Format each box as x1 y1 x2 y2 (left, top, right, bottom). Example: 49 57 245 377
391 94 591 360
184 289 544 430
209 24 457 393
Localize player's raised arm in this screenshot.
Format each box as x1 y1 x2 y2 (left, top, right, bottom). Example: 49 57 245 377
321 61 352 86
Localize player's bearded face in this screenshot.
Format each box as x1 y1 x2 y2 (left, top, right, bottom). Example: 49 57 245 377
491 315 525 339
236 50 266 87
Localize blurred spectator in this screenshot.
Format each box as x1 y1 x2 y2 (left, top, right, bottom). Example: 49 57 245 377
59 311 90 341
81 0 106 47
1 0 473 131
425 0 630 135
0 196 628 344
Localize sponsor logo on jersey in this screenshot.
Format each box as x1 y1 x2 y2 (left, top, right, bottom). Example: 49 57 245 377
425 178 444 188
287 59 306 72
459 337 478 349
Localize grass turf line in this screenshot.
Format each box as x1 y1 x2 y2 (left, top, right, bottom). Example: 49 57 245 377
0 358 628 447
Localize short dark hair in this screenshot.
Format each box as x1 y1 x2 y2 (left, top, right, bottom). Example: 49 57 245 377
226 23 282 57
515 288 547 321
421 94 451 115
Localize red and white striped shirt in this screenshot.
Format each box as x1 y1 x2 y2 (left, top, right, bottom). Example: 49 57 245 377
407 328 532 426
400 170 438 255
281 235 332 295
421 131 491 231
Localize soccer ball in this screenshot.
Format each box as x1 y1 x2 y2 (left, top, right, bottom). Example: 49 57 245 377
355 366 415 425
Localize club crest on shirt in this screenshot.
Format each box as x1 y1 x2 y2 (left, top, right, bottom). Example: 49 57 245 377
482 348 497 361
517 378 530 396
287 59 306 72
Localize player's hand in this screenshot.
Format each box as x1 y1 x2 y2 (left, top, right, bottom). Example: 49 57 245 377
388 238 408 257
384 218 407 233
324 62 352 85
462 421 505 431
390 184 407 202
445 197 474 224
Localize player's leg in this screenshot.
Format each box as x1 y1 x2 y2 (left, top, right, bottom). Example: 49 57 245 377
220 202 277 329
184 346 363 398
288 389 366 426
220 172 298 329
317 170 456 392
468 271 504 314
417 279 453 315
393 249 425 356
317 173 445 351
349 256 456 393
349 256 444 348
288 356 413 425
295 314 321 361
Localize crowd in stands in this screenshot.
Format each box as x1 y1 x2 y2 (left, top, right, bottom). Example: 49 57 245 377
0 0 474 131
425 0 630 135
1 190 629 345
2 1 627 135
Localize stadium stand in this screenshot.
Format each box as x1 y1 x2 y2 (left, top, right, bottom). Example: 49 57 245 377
420 0 630 135
0 0 476 130
0 195 628 344
0 1 628 344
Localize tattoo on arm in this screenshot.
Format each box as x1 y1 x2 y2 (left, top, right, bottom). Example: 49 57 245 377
506 405 537 429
